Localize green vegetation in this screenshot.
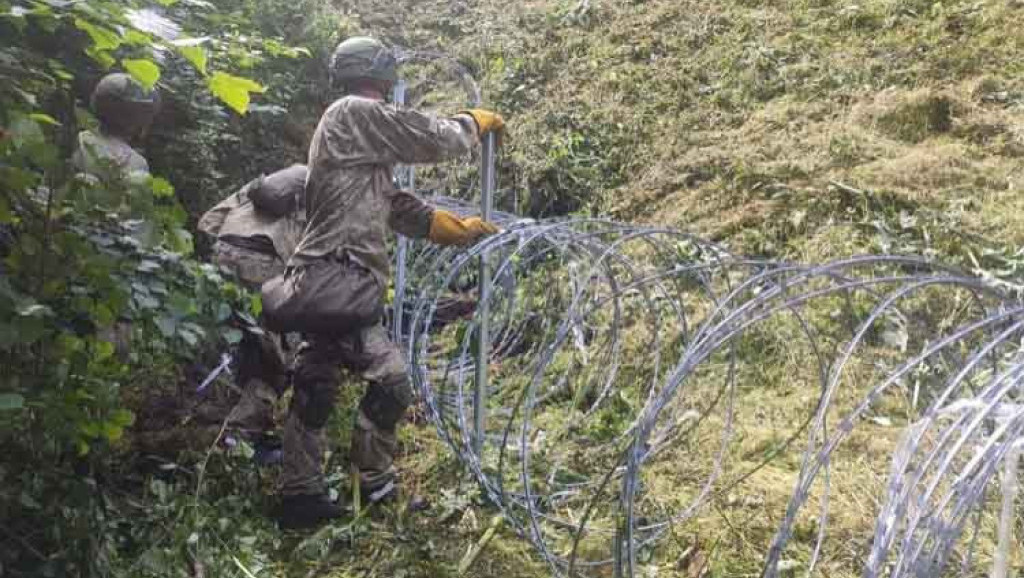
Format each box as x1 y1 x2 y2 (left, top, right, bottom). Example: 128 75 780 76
2 0 1023 576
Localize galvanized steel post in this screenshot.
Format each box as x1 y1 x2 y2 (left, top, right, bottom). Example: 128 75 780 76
474 132 496 455
392 79 411 341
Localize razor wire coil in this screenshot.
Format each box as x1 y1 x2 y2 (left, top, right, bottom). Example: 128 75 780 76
392 197 1024 578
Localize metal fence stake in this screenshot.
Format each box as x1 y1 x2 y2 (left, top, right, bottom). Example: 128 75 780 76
392 79 411 341
474 131 496 455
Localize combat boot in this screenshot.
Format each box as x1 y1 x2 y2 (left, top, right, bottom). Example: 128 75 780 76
277 494 343 530
359 478 398 506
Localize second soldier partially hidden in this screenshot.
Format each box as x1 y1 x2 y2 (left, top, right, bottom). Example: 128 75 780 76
199 164 307 461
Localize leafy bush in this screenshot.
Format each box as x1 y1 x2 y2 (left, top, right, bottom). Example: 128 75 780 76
0 0 314 574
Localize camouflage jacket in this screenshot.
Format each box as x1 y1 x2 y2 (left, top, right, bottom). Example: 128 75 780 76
290 95 478 285
72 130 150 181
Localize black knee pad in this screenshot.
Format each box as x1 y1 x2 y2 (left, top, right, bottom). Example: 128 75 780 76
237 332 287 392
360 377 413 431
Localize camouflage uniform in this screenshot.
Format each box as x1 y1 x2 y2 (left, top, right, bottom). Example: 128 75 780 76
199 171 304 439
72 77 155 359
72 130 151 183
283 95 478 496
73 73 156 186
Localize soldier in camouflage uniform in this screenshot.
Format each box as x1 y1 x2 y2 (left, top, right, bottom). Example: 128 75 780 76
73 73 160 359
73 73 158 194
199 165 306 452
277 36 505 529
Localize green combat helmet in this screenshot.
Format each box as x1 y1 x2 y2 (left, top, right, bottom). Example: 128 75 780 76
91 72 160 139
329 36 398 90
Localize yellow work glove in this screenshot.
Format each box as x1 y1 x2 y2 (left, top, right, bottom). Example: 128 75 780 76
460 109 505 136
428 209 500 246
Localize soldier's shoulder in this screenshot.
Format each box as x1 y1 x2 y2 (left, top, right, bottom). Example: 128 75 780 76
322 95 380 123
342 95 390 115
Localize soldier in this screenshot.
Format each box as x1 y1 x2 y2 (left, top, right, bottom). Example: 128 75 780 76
72 72 161 358
72 72 158 193
198 165 306 458
274 36 505 529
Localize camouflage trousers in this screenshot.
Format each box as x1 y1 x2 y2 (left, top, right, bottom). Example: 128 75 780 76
213 239 290 439
226 326 289 438
280 323 413 497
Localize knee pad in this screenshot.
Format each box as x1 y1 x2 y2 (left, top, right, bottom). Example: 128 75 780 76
360 376 413 431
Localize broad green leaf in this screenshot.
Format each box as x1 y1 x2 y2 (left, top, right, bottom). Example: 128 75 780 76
171 228 193 255
74 18 121 51
124 29 151 46
86 47 116 69
29 113 60 126
182 322 206 338
0 393 24 410
179 329 199 347
123 59 160 91
9 115 43 148
111 409 134 427
101 422 124 442
216 303 232 322
91 303 114 326
149 176 175 198
56 334 82 356
52 68 73 81
155 315 176 337
80 422 100 437
168 292 195 318
207 72 264 115
179 45 207 75
223 328 243 344
95 340 115 361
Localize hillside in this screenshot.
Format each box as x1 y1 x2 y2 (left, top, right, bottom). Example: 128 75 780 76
2 0 1023 577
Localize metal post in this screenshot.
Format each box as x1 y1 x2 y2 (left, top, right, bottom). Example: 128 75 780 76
473 132 496 455
392 79 411 341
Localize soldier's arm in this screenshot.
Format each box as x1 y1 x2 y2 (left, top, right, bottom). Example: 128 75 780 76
386 187 434 239
388 189 500 246
353 101 478 165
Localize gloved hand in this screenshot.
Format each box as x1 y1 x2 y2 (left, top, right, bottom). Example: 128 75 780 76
459 109 505 136
428 209 500 246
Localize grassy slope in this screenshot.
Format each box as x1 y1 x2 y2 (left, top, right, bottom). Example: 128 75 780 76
254 1 1024 576
470 0 1024 253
